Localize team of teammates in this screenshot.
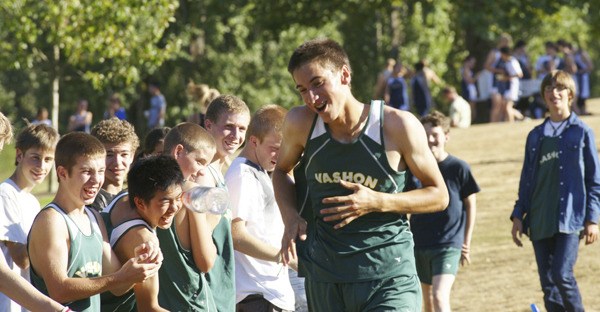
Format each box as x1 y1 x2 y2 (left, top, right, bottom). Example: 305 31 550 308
4 40 595 312
27 132 162 312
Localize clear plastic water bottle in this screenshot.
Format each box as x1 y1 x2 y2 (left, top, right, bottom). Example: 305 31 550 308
182 186 229 214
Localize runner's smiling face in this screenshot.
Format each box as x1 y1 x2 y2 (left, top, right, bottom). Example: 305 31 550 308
293 62 350 123
58 155 106 207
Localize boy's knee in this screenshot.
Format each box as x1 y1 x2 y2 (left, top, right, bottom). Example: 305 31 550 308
551 270 574 286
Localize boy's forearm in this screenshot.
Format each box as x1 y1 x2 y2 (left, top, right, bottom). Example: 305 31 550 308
189 212 217 272
0 262 65 312
273 169 301 223
463 194 477 247
5 241 30 270
232 221 280 263
47 273 124 303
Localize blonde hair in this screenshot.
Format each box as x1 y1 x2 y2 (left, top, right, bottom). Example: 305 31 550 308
205 94 250 124
164 122 215 154
247 105 288 141
0 112 13 146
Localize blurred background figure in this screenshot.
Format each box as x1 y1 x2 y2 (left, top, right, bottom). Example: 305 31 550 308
373 58 396 99
135 126 171 161
411 59 441 117
573 43 594 115
68 99 93 133
384 61 410 111
443 86 472 128
103 93 127 120
186 81 220 127
146 81 166 130
31 107 52 127
461 55 478 122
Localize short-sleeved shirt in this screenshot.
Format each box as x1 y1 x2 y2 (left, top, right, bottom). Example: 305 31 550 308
225 157 295 310
449 97 472 128
0 178 40 312
410 155 480 249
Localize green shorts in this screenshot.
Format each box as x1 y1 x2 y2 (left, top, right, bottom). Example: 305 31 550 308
305 274 421 312
414 247 461 285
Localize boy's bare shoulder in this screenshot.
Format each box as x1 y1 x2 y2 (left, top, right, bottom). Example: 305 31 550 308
286 106 315 126
382 106 422 132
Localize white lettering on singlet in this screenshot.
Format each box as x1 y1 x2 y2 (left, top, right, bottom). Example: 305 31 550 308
314 172 378 189
74 261 102 278
539 151 559 165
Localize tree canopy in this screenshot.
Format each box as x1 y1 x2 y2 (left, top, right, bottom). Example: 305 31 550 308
0 0 596 134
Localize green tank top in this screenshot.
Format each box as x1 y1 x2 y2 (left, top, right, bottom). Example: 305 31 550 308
529 136 560 240
204 166 235 312
30 204 104 312
156 221 216 311
99 191 139 312
298 100 415 283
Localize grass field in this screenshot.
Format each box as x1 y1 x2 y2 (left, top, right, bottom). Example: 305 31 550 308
1 100 599 311
448 100 600 311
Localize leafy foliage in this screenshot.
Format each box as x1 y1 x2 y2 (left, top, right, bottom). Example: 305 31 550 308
0 0 597 131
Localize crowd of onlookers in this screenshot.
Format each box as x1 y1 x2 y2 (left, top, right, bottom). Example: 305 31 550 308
374 33 594 128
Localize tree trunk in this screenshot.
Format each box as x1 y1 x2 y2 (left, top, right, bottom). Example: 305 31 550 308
49 44 59 193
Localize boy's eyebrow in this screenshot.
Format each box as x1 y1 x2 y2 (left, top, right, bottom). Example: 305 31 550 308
162 190 183 201
296 76 322 90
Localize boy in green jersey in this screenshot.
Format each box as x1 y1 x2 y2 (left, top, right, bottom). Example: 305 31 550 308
272 38 449 311
28 132 162 312
156 122 219 311
90 118 139 212
100 155 185 311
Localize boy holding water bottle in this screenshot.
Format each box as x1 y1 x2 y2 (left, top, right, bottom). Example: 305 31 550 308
99 155 184 311
225 104 297 311
156 122 219 311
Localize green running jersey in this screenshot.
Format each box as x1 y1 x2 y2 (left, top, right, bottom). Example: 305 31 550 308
297 100 416 283
30 204 103 312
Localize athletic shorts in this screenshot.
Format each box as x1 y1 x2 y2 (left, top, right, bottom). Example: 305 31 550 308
414 247 461 285
305 274 421 312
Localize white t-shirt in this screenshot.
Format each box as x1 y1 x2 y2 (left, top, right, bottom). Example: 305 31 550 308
449 96 472 128
225 157 295 310
0 178 41 312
